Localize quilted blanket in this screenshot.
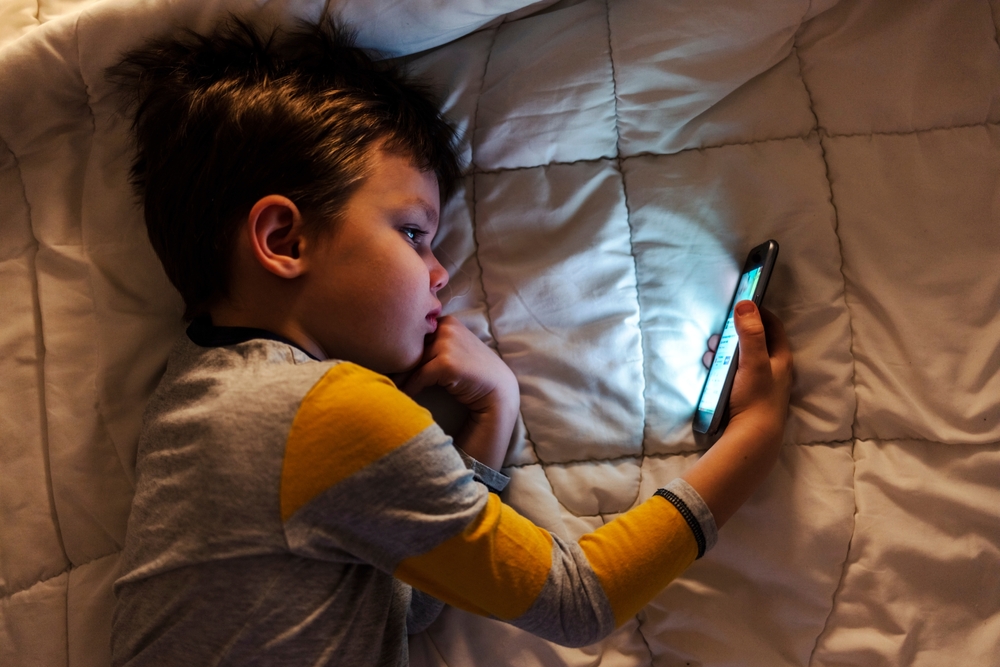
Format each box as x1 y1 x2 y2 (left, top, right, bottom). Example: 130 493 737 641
2 0 999 665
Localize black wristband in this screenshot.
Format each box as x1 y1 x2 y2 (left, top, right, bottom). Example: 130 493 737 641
654 487 707 559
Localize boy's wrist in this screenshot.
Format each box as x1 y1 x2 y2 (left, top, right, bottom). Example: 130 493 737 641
455 400 518 471
727 410 785 450
682 410 787 529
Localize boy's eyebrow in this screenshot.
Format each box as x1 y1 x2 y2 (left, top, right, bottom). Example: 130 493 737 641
403 198 439 227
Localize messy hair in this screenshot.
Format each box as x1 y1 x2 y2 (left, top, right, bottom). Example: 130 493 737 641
108 16 462 320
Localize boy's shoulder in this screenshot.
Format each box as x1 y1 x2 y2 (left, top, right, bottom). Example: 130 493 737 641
146 330 333 429
139 325 431 468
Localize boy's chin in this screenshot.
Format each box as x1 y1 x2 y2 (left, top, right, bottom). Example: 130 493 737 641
379 351 425 384
383 364 421 393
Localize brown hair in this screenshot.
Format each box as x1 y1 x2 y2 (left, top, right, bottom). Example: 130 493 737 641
108 16 461 319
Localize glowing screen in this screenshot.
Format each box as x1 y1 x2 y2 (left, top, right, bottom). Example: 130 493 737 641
696 266 762 421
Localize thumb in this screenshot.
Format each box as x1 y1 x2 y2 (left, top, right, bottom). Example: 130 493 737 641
733 300 769 371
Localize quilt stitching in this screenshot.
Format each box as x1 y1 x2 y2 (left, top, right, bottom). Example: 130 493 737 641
470 134 814 176
793 34 861 667
830 120 1000 140
631 616 655 667
422 632 453 667
791 47 859 441
502 435 986 472
63 16 97 660
806 465 859 667
33 239 70 578
0 136 72 580
603 0 647 518
468 119 1000 180
503 440 850 473
468 26 556 493
0 549 119 601
989 0 1000 51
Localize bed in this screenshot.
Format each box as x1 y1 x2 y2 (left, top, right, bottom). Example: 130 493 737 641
2 0 999 665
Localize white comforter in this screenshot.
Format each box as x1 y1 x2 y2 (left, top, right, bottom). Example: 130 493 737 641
2 0 999 665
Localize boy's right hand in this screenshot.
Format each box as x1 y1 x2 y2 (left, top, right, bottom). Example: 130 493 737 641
401 316 519 470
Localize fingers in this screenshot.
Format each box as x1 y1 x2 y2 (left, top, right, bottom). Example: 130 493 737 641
702 333 721 369
401 359 437 396
400 316 489 399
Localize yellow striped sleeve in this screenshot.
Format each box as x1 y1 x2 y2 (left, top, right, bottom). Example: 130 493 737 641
578 495 699 627
394 493 554 620
279 363 434 522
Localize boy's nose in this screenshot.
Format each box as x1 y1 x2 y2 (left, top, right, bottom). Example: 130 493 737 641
429 256 449 293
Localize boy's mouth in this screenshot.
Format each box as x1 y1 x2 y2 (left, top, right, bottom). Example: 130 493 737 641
426 307 441 332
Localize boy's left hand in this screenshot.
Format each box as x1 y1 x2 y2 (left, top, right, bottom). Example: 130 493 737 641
401 316 519 470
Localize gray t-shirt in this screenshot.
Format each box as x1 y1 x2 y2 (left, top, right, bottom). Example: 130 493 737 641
112 326 715 666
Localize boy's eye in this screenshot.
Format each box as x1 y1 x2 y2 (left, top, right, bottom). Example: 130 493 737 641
402 227 427 244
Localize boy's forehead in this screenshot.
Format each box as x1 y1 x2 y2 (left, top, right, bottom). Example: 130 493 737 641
361 150 441 214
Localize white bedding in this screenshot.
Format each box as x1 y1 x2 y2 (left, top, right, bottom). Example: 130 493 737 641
1 0 999 665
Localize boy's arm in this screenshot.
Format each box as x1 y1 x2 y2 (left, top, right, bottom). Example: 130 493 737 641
281 306 791 646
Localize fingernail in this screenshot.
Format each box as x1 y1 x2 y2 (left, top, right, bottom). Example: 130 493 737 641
735 301 755 317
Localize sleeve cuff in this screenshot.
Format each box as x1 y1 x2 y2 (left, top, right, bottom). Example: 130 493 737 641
655 478 719 558
457 449 510 494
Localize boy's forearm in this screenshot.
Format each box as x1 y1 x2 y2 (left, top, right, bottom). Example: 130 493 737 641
680 414 783 528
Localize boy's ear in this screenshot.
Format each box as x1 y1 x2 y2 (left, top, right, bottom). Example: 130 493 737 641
246 195 308 279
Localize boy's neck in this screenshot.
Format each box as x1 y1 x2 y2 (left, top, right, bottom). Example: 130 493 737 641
209 304 327 361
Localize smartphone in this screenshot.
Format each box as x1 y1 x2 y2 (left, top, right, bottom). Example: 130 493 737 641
692 240 779 435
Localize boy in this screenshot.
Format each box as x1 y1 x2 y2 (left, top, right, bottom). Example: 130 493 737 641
109 16 793 667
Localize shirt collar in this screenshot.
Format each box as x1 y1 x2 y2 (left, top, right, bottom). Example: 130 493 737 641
186 315 320 361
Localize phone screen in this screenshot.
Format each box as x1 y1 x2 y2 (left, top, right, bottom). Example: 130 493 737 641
694 266 762 431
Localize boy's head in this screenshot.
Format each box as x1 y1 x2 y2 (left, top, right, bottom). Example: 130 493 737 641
110 16 461 330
